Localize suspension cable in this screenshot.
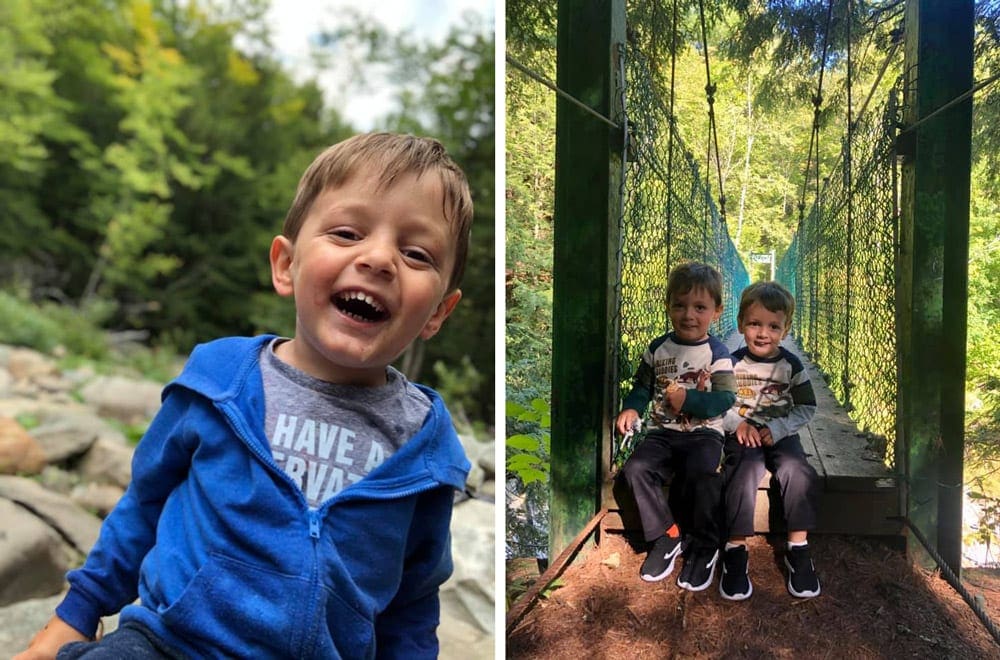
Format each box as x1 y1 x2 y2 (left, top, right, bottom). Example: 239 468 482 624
666 0 678 271
844 0 855 411
900 70 1000 134
892 516 1000 647
506 54 622 130
795 0 834 355
697 0 726 225
797 0 836 221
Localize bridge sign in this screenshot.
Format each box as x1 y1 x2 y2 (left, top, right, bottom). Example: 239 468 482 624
749 251 773 263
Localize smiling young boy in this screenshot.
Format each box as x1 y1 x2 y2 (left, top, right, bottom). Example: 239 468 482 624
719 281 820 601
17 133 473 659
616 262 736 591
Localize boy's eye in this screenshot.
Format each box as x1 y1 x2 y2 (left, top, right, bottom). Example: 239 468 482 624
329 228 361 241
403 248 433 265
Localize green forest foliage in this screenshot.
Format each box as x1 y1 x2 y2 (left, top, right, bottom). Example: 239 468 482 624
0 0 495 424
506 0 1000 555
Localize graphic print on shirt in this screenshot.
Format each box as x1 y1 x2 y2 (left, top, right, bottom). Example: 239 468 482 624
733 368 793 421
649 356 711 430
268 413 386 505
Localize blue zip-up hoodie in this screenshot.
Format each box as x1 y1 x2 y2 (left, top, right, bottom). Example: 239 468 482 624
55 335 471 659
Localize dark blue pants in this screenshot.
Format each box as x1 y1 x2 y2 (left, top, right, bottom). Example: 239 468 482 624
622 428 724 547
57 622 181 659
722 433 819 537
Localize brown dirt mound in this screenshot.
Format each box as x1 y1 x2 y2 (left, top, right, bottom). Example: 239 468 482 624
506 534 1000 659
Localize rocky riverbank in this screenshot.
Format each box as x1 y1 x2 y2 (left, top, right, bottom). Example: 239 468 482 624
0 344 494 658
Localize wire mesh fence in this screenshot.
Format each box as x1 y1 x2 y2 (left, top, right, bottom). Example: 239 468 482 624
775 80 901 467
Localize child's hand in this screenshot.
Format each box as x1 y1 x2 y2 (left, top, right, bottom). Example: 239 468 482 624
13 615 88 660
616 409 640 436
696 369 711 391
666 386 686 414
736 421 762 447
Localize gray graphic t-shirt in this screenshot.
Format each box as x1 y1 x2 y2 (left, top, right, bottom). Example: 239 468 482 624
260 339 431 508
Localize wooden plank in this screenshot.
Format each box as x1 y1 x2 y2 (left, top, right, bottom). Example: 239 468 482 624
506 508 609 636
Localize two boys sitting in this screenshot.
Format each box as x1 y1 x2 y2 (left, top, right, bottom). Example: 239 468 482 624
617 263 821 600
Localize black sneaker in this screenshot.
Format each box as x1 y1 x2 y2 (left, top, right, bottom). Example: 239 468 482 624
719 545 752 601
640 535 682 582
784 544 821 598
676 547 719 591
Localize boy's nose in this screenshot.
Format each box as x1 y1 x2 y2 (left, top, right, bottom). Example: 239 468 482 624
356 242 396 278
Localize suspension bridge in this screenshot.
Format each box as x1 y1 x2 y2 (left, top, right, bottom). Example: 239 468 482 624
507 0 996 644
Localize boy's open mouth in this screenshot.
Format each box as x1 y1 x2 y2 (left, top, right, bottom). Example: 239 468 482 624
334 291 389 323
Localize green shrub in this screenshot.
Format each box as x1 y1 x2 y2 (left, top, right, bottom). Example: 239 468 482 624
0 291 112 359
0 291 64 353
39 299 114 359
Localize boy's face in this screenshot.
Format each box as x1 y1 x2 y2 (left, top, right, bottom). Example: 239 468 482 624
668 287 722 343
270 166 461 385
738 301 789 359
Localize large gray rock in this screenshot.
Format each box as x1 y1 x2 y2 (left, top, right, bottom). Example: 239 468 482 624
438 616 495 659
4 348 58 382
0 500 76 606
441 499 494 635
78 376 163 424
439 498 495 658
28 410 117 464
459 435 496 500
477 440 495 479
70 482 125 519
77 437 133 489
0 476 103 554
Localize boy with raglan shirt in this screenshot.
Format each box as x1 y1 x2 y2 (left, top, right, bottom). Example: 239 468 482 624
719 281 821 601
616 262 736 592
17 133 473 659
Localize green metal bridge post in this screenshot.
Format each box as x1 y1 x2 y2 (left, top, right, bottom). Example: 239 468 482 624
898 0 973 574
549 0 626 558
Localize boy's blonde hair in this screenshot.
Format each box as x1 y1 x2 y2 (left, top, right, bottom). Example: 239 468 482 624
666 261 724 307
737 281 795 327
282 133 474 291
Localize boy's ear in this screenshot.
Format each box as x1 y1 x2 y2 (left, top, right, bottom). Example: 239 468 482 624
713 304 724 321
420 290 462 340
270 235 295 297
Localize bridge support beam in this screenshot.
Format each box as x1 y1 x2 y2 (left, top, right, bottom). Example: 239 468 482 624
898 0 974 574
549 0 626 558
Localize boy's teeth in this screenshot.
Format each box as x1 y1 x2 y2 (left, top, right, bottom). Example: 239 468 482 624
343 291 384 311
335 290 389 322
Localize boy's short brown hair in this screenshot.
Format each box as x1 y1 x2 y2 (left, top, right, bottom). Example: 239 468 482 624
737 281 795 327
281 133 474 291
666 261 724 307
